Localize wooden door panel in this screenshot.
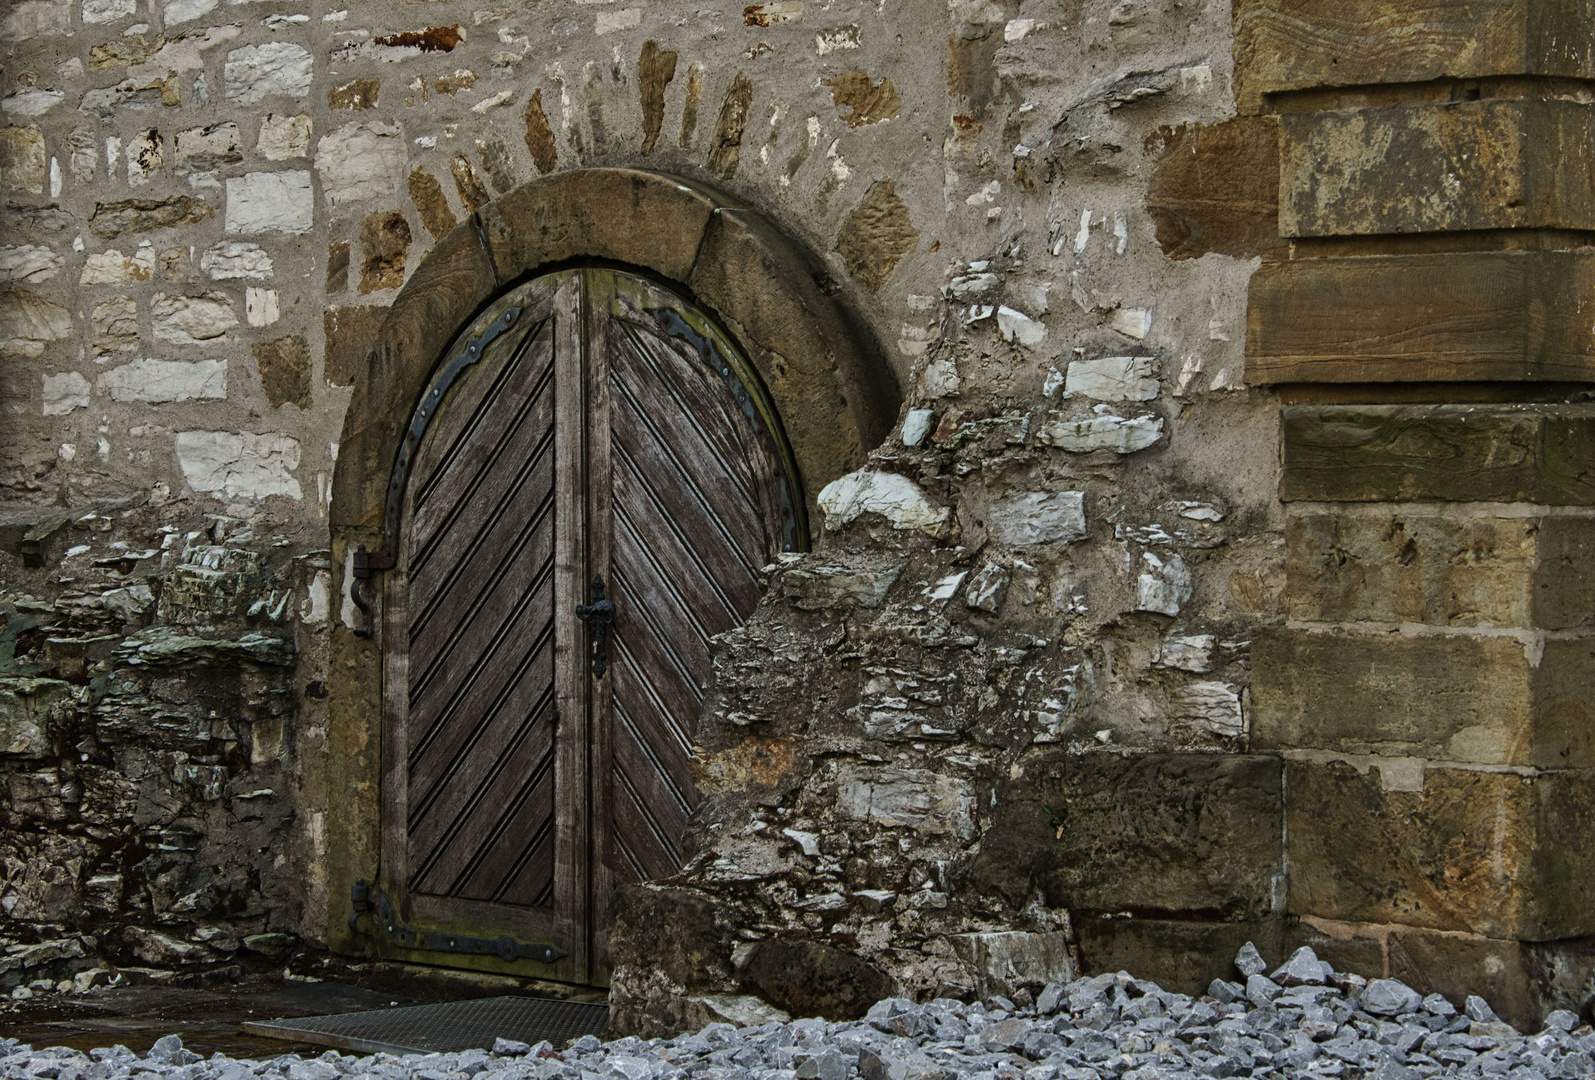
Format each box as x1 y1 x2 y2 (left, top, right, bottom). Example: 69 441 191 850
382 268 800 982
404 301 560 912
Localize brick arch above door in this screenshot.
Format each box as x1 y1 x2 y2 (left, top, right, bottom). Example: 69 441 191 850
330 167 902 543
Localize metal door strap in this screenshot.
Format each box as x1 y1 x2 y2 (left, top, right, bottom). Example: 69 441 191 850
349 880 566 965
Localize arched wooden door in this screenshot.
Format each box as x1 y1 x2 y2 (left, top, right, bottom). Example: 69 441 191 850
377 268 803 985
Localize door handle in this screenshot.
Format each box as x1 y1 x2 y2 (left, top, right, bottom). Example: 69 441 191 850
575 575 616 677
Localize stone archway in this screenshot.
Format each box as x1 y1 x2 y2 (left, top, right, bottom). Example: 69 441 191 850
323 168 901 966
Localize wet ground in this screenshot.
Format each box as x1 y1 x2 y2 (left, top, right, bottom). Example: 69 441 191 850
0 978 410 1057
0 960 608 1057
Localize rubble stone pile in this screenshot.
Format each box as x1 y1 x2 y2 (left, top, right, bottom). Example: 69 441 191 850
5 947 1593 1080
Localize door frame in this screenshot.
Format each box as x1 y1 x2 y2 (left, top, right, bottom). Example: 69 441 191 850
326 169 900 978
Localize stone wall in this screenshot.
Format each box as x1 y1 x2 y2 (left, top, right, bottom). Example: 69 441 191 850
1 0 1590 1031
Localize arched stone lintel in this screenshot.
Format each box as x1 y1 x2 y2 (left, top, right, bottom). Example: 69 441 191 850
331 167 901 540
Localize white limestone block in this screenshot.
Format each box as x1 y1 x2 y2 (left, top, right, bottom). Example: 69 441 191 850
1063 355 1159 401
200 242 272 280
175 430 303 500
42 371 90 415
0 245 64 284
1035 411 1163 454
224 170 313 234
257 113 311 159
987 491 1086 547
314 121 404 210
101 358 226 403
1137 551 1192 616
817 469 949 536
223 43 312 105
151 291 238 345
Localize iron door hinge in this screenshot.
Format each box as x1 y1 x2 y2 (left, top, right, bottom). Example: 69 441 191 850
348 881 565 965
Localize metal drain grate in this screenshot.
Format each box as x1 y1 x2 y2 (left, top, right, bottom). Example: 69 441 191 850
242 995 609 1055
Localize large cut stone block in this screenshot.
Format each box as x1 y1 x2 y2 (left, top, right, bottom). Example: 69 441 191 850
1254 629 1594 767
1279 404 1595 504
1234 0 1595 113
1074 917 1286 996
1249 254 1595 385
1286 510 1595 630
1145 115 1285 261
967 753 1283 920
1281 100 1595 236
1286 760 1595 940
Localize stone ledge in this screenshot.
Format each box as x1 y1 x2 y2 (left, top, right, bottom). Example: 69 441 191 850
1285 760 1595 941
1253 627 1595 767
1280 99 1595 237
1233 0 1595 114
1279 403 1595 504
1248 252 1595 385
1285 509 1595 630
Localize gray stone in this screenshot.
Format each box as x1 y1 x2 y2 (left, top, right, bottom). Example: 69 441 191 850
1361 979 1423 1017
1245 974 1282 1008
1420 993 1457 1017
1465 995 1501 1023
1273 945 1330 987
1234 941 1268 978
837 765 974 838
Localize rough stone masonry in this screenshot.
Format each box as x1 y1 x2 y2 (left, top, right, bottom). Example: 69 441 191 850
1 0 1592 1037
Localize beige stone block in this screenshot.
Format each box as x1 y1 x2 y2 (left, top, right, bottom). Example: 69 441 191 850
1286 511 1595 630
1281 100 1595 236
1286 760 1595 940
1254 628 1595 767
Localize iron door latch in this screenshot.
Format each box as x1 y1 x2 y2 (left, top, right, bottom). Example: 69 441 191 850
575 576 615 677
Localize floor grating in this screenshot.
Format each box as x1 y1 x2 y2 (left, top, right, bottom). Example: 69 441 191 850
242 995 610 1055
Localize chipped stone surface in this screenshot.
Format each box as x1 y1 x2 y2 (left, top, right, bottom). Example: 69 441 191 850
100 357 226 403
200 241 272 280
818 469 949 536
1035 411 1163 453
987 492 1087 547
1137 551 1193 616
90 295 137 355
1062 355 1160 400
257 112 312 159
151 291 238 345
88 195 214 238
224 43 314 105
0 244 64 283
836 764 975 839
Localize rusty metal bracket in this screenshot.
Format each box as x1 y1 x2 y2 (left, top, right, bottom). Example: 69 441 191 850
349 305 523 638
350 883 564 965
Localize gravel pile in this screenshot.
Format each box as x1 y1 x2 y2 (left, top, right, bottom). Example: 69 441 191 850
4 945 1592 1080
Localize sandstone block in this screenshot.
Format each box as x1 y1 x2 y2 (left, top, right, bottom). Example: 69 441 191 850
1280 404 1595 504
837 180 917 293
253 335 311 409
323 305 383 387
90 295 137 356
1388 927 1595 1033
1286 510 1595 630
1254 628 1593 767
1249 253 1595 385
1286 760 1595 939
1145 116 1284 259
1233 0 1595 113
0 125 46 193
225 171 313 234
968 752 1283 919
742 939 895 1021
1074 917 1286 996
1281 100 1595 237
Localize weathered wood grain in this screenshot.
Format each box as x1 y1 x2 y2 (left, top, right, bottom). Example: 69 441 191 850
1247 251 1595 384
1280 99 1595 236
1280 403 1595 504
1234 0 1595 113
